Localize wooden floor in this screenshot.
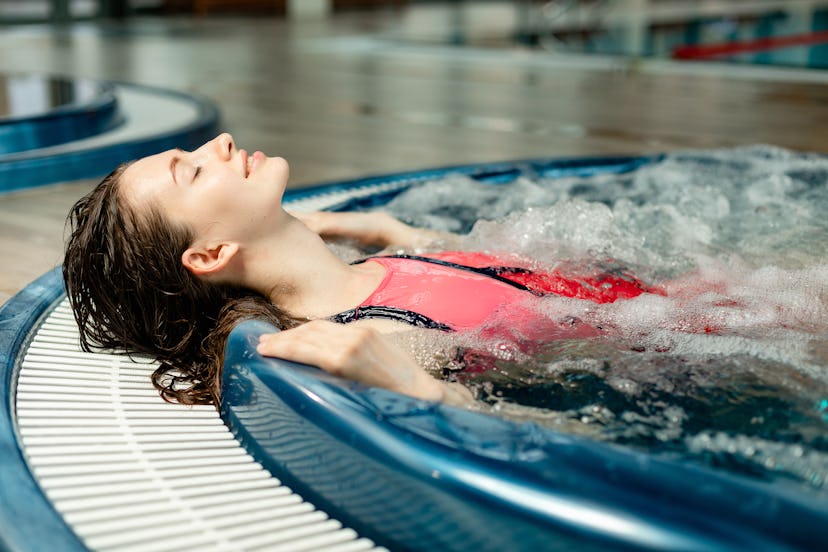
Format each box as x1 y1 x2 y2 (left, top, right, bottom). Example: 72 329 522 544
1 5 828 304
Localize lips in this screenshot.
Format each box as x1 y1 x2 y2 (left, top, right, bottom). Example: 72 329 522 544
248 151 264 176
240 149 266 177
241 149 250 177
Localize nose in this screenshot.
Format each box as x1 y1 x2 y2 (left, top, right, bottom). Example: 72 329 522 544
193 133 234 161
188 133 235 167
213 133 235 161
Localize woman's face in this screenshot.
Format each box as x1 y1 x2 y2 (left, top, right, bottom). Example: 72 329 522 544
120 133 290 245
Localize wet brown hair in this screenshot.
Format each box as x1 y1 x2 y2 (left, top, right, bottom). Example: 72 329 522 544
63 163 300 406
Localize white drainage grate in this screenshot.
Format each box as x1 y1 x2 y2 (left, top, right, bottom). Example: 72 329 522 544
16 300 384 552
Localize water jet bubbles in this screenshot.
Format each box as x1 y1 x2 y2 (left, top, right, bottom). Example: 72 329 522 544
384 174 560 234
362 145 828 494
608 376 639 396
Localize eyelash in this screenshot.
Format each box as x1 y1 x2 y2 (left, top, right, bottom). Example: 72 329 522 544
193 166 202 181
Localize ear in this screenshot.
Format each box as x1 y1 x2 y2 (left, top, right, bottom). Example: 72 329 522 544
181 242 240 277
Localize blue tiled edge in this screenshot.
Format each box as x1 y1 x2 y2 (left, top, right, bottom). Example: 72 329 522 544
0 269 87 552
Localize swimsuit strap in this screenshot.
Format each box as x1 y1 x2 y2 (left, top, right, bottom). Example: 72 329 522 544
330 305 453 332
352 254 543 296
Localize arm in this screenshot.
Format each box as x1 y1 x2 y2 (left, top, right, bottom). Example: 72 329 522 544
290 210 456 250
256 320 473 406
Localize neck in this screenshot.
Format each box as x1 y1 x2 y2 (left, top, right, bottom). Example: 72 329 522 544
237 215 385 320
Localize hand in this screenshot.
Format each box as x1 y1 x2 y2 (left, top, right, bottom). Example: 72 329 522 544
290 210 447 249
256 320 470 403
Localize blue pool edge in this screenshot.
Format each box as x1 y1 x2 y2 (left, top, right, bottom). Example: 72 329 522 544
221 319 828 552
0 269 87 552
0 76 221 194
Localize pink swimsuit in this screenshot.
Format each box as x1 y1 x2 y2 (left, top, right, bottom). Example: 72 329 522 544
331 252 662 338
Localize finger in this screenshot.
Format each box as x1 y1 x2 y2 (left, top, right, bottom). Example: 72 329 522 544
257 331 331 369
256 322 362 374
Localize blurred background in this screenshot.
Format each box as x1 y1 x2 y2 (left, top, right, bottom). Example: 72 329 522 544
1 0 827 303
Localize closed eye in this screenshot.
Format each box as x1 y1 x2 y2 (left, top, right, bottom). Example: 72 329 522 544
192 166 202 182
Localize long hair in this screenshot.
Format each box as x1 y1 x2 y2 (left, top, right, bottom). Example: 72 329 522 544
63 163 300 405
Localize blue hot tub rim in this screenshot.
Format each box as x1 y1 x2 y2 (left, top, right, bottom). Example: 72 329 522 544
220 152 828 552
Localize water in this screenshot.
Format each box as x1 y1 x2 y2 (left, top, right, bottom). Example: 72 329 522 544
381 145 828 496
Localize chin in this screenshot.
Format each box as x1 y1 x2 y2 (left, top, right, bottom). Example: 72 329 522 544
272 156 290 178
265 156 289 184
267 156 290 201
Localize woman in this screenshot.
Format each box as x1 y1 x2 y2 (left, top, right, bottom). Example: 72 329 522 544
63 133 656 408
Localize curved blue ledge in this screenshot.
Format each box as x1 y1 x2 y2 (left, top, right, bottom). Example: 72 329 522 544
221 320 828 552
0 77 220 193
0 269 86 552
0 79 122 154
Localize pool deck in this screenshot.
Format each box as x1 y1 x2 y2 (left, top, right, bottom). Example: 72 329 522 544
1 3 828 304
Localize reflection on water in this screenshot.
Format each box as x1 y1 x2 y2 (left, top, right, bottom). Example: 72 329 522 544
384 145 828 496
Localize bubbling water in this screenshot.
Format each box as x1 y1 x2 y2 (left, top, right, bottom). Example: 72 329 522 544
384 145 828 495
